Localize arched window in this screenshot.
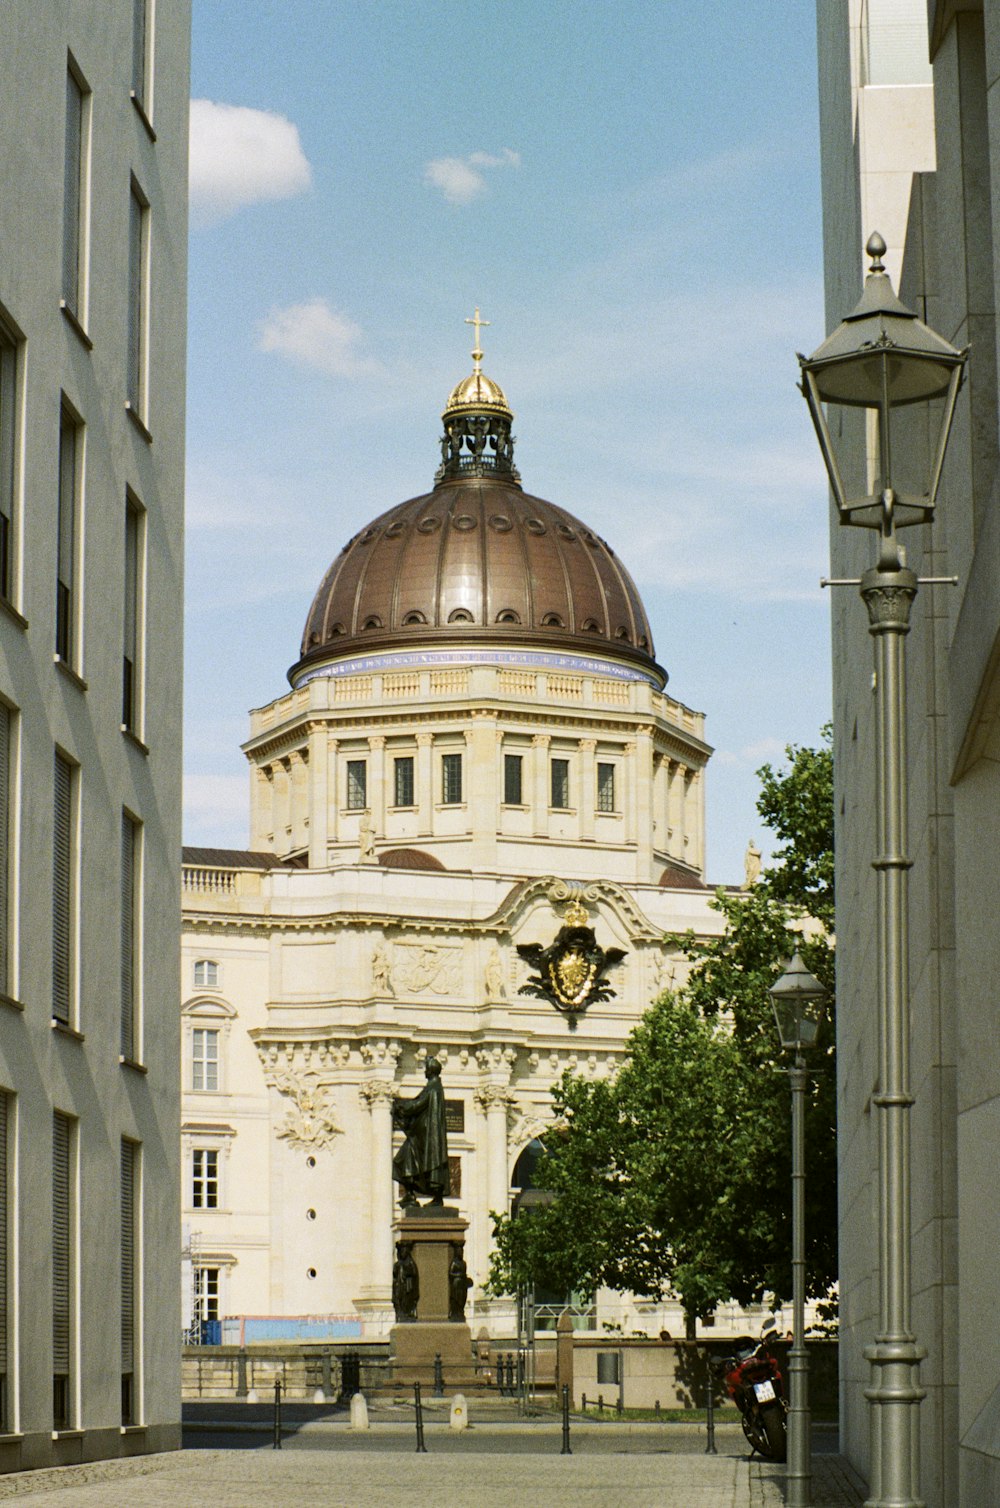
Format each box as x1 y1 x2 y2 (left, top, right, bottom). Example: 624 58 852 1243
194 959 219 990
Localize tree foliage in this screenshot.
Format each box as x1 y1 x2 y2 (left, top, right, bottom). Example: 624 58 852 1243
487 728 837 1322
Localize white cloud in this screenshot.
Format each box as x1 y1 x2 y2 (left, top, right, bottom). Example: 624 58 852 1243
257 298 383 378
189 99 312 225
423 148 520 204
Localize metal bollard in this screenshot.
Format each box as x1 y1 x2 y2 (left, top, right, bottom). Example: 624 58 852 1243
433 1353 444 1397
272 1377 282 1450
414 1380 427 1453
616 1393 623 1416
581 1393 587 1413
561 1383 572 1455
598 1393 604 1415
705 1372 717 1455
654 1399 661 1419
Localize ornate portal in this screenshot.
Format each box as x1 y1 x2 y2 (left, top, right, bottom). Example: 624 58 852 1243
517 900 626 1022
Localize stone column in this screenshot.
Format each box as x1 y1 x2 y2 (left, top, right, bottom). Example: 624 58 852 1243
468 713 497 869
579 739 596 842
359 1074 399 1299
327 738 340 847
623 741 637 852
277 757 292 848
634 725 654 875
416 733 433 836
667 760 684 859
369 735 387 834
307 722 329 868
532 734 550 837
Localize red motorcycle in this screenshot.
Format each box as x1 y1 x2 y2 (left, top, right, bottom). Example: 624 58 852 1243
714 1322 787 1462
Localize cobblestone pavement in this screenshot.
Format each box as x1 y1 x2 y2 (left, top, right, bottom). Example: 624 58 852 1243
0 1446 868 1506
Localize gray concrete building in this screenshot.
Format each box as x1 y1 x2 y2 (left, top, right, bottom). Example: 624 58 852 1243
817 1 1000 1501
0 1 189 1470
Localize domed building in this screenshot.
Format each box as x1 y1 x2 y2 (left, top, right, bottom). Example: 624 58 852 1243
180 332 724 1343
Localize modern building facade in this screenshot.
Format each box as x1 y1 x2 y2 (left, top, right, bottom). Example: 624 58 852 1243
0 1 189 1469
817 1 1000 1500
181 350 726 1341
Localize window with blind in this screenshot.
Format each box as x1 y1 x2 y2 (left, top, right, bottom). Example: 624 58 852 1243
121 1139 137 1425
346 760 367 810
63 63 88 319
126 181 148 418
0 319 17 604
56 406 79 666
0 1092 9 1431
597 761 616 813
0 705 10 999
52 754 74 1025
123 496 143 733
52 1112 73 1430
121 813 139 1060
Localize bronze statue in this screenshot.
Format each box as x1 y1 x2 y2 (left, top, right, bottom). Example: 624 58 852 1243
392 1057 449 1206
392 1240 419 1322
448 1243 472 1321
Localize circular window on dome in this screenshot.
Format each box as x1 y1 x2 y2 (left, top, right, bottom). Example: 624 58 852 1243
525 518 547 535
330 622 346 637
639 635 649 650
496 610 521 625
385 521 407 539
453 514 477 531
448 608 474 624
308 630 320 645
360 527 378 544
489 515 513 532
581 618 601 632
402 611 427 626
362 615 383 631
417 516 441 534
615 627 631 642
584 532 599 548
541 612 564 628
556 523 577 540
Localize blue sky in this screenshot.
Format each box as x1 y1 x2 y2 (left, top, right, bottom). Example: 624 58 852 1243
184 1 833 883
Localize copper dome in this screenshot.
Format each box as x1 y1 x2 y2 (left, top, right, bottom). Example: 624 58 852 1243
290 352 663 687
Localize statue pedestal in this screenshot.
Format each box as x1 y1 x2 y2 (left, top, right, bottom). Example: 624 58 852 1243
389 1206 476 1390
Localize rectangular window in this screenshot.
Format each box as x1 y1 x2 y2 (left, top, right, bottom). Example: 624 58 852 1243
120 1139 137 1425
597 762 616 813
503 753 523 805
192 1028 219 1092
123 495 143 732
56 406 80 665
121 813 140 1060
551 758 570 810
192 1149 219 1210
393 756 414 808
193 1265 219 1324
0 1092 9 1431
131 0 148 109
441 753 463 805
346 760 367 810
53 1112 73 1430
127 181 148 417
63 64 87 317
0 320 18 603
0 705 10 999
194 959 219 990
52 753 75 1026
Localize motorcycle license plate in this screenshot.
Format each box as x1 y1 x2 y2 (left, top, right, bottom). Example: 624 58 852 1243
753 1380 776 1403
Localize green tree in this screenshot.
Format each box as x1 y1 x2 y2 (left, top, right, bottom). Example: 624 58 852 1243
487 729 836 1327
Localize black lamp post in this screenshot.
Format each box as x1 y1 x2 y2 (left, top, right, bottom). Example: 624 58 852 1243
770 950 827 1507
798 234 967 1508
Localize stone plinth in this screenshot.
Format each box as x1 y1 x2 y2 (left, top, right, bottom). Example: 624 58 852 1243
389 1206 475 1388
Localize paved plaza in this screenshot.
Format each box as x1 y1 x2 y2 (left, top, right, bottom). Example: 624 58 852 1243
0 1432 867 1507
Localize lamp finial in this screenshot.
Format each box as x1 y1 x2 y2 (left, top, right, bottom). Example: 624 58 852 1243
866 231 887 273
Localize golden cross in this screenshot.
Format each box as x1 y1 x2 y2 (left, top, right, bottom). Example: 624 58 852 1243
465 307 490 371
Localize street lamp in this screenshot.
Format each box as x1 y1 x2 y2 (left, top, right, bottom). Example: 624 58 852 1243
798 233 967 1508
770 950 827 1508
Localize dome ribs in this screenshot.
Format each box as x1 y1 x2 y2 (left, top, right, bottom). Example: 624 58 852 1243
290 478 660 684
